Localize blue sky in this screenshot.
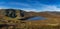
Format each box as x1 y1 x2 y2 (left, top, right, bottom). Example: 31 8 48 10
0 0 60 12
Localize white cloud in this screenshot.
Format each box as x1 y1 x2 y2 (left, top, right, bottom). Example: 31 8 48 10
19 4 60 12
41 5 60 11
20 8 38 12
9 2 31 7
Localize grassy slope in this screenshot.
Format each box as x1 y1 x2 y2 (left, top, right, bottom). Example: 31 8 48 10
0 10 60 29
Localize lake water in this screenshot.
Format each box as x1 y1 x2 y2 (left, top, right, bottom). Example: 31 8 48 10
28 16 47 21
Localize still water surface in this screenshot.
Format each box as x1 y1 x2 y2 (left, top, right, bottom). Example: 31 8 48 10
28 16 47 21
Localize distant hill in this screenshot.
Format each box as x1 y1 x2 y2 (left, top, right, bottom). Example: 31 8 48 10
0 9 60 19
25 11 60 18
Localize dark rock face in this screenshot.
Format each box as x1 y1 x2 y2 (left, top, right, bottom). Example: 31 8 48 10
20 10 25 17
5 9 17 18
4 9 25 18
0 9 25 19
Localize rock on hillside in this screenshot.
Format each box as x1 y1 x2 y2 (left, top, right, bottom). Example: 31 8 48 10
0 9 26 20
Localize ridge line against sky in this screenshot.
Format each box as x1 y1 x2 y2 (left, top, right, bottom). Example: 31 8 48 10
0 0 60 12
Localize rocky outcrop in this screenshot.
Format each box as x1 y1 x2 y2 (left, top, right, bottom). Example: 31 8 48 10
0 9 25 19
